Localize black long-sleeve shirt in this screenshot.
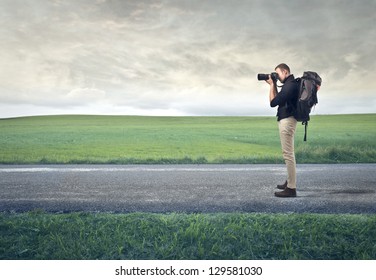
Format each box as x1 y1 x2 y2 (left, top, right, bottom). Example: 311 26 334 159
270 74 299 121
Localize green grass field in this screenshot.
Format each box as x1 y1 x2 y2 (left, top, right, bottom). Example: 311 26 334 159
1 212 375 260
0 114 375 164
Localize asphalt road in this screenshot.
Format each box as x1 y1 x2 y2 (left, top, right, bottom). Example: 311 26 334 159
0 164 375 214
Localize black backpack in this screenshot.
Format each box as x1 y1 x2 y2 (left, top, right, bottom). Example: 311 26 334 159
294 71 322 141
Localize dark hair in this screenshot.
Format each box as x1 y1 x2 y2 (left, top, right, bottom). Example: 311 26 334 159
275 63 290 73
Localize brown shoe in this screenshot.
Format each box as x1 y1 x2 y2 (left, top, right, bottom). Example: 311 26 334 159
277 180 287 190
275 187 297 197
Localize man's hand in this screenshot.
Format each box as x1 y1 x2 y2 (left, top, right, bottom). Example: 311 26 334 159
265 75 274 85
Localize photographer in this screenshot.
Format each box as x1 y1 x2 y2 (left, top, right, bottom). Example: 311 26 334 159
265 63 299 197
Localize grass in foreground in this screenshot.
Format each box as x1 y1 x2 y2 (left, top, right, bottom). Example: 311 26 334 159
0 114 375 164
1 212 375 260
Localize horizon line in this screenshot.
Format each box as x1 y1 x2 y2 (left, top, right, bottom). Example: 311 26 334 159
1 112 375 120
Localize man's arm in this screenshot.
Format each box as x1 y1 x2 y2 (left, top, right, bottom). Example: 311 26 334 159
266 76 277 107
269 82 277 105
269 79 298 107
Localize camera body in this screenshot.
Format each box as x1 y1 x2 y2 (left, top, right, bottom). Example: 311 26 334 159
257 72 279 82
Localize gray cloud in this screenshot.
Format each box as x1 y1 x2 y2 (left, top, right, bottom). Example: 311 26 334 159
0 0 375 117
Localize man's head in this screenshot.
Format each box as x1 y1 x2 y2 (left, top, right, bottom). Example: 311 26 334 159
275 63 291 83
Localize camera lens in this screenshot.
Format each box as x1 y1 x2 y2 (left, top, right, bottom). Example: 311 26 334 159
257 74 269 81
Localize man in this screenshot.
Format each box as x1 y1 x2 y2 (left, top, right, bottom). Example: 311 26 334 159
266 63 299 197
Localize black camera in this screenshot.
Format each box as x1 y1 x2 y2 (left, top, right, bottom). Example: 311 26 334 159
257 72 279 82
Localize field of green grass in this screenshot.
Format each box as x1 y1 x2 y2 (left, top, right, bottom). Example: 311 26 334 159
0 114 375 164
1 212 375 260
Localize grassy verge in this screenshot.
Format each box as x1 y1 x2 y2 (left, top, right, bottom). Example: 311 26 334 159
1 212 375 260
0 114 375 164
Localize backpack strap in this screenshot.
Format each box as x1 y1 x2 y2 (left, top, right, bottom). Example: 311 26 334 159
303 121 308 141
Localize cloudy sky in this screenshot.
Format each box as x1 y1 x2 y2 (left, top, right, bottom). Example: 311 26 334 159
0 0 375 118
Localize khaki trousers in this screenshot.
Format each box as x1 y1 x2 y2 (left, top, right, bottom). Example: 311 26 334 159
278 117 297 189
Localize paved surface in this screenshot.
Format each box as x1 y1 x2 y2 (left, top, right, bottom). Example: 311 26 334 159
0 164 375 214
